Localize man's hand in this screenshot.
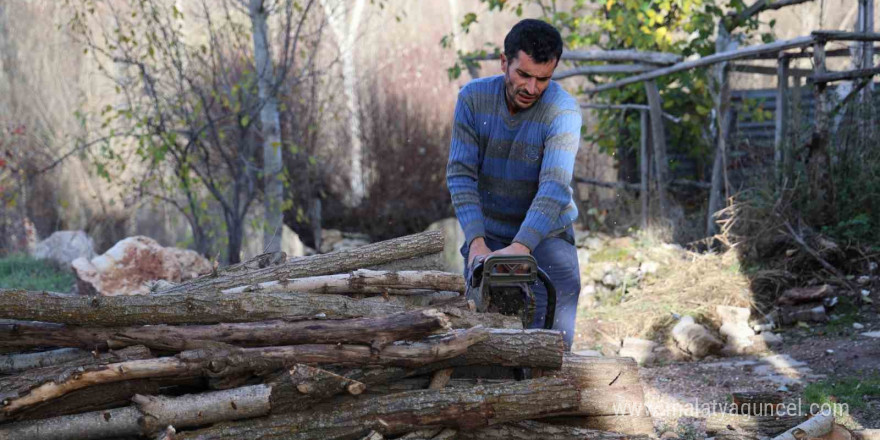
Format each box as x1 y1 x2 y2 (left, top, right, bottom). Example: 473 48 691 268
490 242 531 256
468 237 492 266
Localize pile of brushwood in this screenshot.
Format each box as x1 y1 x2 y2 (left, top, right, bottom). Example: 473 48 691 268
0 231 652 440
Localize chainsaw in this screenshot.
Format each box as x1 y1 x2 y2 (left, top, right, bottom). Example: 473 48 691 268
465 254 556 330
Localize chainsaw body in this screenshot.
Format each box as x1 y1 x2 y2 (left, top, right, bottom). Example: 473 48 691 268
466 255 556 329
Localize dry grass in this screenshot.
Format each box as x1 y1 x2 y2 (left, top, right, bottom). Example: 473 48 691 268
575 229 752 350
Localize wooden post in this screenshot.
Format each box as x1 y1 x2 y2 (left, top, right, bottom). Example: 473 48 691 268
644 80 669 222
639 110 650 229
774 56 790 187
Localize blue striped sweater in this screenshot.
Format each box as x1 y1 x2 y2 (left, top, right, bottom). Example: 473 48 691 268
446 74 582 251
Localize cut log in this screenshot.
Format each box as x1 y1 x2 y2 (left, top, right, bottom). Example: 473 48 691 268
428 368 454 389
549 354 641 388
217 252 287 276
732 391 784 415
0 289 407 326
367 253 448 272
855 430 880 440
7 377 202 423
414 329 564 372
706 413 808 439
134 385 271 433
0 309 450 351
771 411 834 440
1 329 487 417
221 270 465 295
435 306 522 329
0 346 153 402
0 348 94 374
1 365 369 439
777 284 834 305
175 377 583 440
458 420 649 439
157 231 444 295
268 364 368 413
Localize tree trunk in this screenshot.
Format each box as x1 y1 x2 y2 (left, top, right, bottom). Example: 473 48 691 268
413 329 564 372
218 252 287 277
2 329 487 417
706 413 807 439
458 420 649 440
268 364 367 413
0 289 408 326
176 377 583 440
157 230 444 295
0 309 450 352
248 0 285 255
544 415 656 437
221 269 465 295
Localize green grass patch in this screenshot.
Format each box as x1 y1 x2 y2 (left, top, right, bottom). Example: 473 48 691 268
804 374 880 411
0 254 75 292
590 246 632 263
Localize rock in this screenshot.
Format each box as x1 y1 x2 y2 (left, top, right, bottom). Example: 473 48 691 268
780 304 828 325
672 316 723 359
577 248 591 266
660 431 680 439
583 236 604 250
640 260 659 275
717 305 757 354
32 231 96 270
854 323 865 330
716 305 751 327
320 230 370 254
777 284 834 306
861 331 880 338
579 284 598 309
601 268 623 288
572 350 602 357
618 337 658 366
425 218 465 274
757 332 783 347
72 236 211 296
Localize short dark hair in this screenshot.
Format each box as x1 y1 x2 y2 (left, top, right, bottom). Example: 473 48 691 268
503 19 563 64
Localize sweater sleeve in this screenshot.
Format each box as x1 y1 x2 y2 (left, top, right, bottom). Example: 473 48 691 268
446 90 486 245
513 109 582 251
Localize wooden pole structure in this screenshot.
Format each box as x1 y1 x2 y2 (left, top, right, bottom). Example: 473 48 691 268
644 80 669 222
774 55 790 187
639 110 650 229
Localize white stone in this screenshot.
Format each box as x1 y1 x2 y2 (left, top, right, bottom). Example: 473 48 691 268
618 337 658 366
640 260 659 275
861 331 880 338
853 323 865 330
32 231 96 270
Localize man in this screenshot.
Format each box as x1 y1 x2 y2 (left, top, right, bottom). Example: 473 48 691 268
446 19 582 350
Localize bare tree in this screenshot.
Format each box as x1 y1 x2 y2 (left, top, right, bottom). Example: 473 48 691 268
67 0 321 263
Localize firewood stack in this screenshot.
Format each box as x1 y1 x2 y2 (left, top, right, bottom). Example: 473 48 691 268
0 231 653 440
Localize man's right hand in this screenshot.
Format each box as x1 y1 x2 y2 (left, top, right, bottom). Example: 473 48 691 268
467 237 492 267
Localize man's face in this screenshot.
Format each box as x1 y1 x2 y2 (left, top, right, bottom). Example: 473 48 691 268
501 50 557 113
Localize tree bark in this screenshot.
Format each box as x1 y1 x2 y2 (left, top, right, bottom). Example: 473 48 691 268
771 411 834 440
217 252 286 277
221 269 465 295
269 364 367 413
176 377 583 440
0 346 153 401
644 79 669 221
458 420 649 440
706 413 808 439
0 289 408 326
0 348 95 374
0 309 450 352
157 230 444 295
2 329 487 417
413 329 564 372
549 354 641 388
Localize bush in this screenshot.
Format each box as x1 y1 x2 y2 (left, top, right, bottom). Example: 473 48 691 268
0 254 75 292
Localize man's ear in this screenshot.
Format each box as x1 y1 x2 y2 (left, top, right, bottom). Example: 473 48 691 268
500 53 507 73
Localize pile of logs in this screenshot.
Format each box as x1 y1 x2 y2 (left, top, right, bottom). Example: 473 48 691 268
0 231 654 440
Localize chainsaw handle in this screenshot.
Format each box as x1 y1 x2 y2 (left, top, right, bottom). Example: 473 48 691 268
536 267 556 330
